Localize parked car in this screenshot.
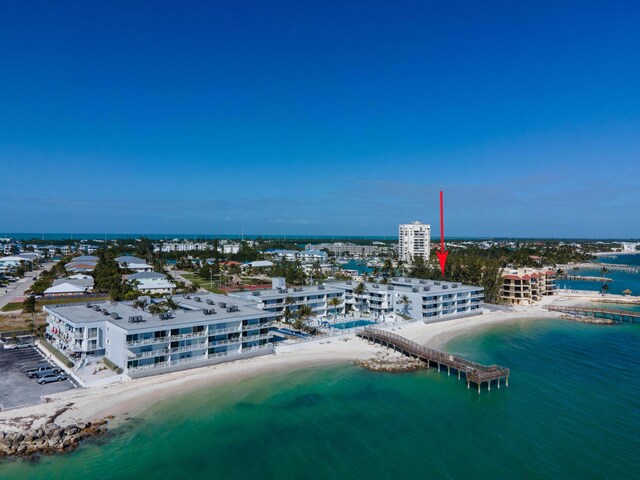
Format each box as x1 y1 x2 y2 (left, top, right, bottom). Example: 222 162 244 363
36 373 68 385
26 365 61 378
4 341 33 350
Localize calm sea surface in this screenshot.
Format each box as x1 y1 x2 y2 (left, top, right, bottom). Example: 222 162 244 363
1 318 638 479
563 253 640 296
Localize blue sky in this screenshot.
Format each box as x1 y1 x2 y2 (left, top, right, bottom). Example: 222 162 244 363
1 1 639 238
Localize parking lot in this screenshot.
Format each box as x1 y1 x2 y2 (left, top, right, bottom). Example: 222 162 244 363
0 344 80 410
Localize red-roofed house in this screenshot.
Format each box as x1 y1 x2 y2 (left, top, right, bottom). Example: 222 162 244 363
500 268 556 305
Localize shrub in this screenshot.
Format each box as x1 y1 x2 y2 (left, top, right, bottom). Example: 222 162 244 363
103 357 123 374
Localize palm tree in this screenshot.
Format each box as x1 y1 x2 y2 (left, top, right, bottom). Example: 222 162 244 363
283 296 295 324
381 258 394 278
353 282 367 315
294 304 314 331
396 295 412 317
396 259 405 276
165 296 178 310
328 296 342 324
600 266 608 277
601 283 610 296
132 299 148 310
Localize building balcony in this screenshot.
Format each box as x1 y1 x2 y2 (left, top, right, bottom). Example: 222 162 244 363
127 343 274 373
127 330 208 347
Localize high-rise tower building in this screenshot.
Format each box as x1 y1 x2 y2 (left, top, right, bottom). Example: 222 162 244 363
398 221 430 264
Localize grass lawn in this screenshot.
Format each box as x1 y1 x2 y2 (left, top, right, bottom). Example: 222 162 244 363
1 302 22 312
181 273 225 294
37 296 108 307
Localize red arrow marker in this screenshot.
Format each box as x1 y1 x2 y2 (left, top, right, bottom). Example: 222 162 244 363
435 190 448 277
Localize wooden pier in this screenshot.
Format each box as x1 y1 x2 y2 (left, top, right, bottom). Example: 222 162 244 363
356 328 509 393
545 305 639 323
558 263 639 274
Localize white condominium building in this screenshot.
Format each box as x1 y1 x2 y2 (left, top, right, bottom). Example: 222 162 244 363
332 277 483 322
229 280 345 321
398 221 431 264
44 293 275 378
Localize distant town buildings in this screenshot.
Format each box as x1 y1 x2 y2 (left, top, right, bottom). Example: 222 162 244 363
65 255 99 273
44 275 95 297
115 256 153 272
398 221 431 264
500 268 556 305
304 242 393 258
126 271 176 294
152 240 247 254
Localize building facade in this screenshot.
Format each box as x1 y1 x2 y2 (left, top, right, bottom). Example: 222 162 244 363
229 283 345 322
332 277 483 322
500 268 556 305
44 293 275 378
126 271 176 294
305 242 394 258
398 221 431 264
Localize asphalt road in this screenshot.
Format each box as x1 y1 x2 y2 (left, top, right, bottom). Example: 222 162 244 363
0 261 55 310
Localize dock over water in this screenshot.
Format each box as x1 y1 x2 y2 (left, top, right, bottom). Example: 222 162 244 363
545 305 639 323
356 328 509 393
558 263 640 274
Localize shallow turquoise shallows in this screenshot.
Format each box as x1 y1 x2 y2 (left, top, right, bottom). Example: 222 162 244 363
2 318 639 480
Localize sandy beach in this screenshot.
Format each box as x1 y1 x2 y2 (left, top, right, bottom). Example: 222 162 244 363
0 297 591 435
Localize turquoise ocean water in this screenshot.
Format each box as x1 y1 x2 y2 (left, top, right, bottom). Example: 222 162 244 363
562 253 640 296
2 318 638 479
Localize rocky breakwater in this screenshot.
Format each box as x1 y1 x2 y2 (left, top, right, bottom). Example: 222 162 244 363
0 419 109 458
357 351 425 372
560 314 616 325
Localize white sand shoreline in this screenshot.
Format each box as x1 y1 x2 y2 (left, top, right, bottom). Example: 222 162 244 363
0 297 596 435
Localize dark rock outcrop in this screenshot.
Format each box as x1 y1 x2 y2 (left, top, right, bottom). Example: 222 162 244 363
0 419 108 458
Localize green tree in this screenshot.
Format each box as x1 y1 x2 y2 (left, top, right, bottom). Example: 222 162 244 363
353 282 367 313
293 304 314 330
328 296 342 323
396 294 412 317
283 296 295 323
22 296 38 332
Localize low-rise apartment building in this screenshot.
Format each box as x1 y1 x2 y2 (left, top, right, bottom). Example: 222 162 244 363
229 279 345 321
126 271 176 294
305 242 393 258
500 268 556 305
332 277 484 322
44 293 275 378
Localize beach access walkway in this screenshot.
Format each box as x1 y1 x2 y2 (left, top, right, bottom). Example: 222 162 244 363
356 327 509 393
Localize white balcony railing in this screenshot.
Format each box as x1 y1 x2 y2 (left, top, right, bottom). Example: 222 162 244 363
127 344 274 372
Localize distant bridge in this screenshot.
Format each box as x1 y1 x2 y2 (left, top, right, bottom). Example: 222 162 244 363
356 328 509 393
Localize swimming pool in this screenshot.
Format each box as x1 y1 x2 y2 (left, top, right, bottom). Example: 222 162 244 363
332 320 375 330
